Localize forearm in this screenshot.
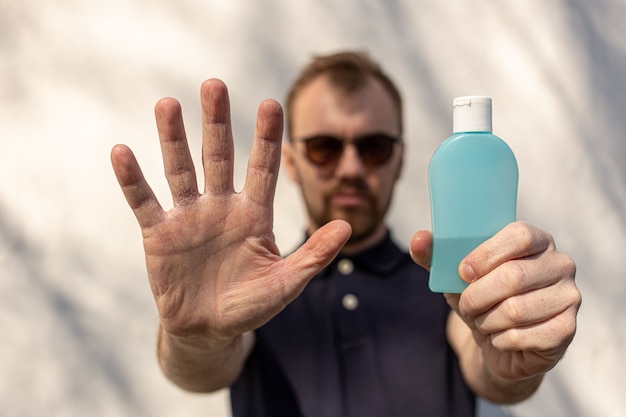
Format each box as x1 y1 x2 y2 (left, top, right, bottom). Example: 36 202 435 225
458 337 543 404
157 326 254 393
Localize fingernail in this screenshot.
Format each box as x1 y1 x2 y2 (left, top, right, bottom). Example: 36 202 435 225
460 262 476 283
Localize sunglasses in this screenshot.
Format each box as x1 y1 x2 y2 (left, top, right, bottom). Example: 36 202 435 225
295 133 400 168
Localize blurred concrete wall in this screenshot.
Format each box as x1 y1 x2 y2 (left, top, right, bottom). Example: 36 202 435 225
1 1 624 416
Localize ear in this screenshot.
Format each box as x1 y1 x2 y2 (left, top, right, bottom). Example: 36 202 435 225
282 141 301 183
394 141 405 181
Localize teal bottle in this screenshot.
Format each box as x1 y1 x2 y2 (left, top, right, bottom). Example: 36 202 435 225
428 96 518 293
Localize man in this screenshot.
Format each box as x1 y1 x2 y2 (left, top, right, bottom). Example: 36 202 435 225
111 51 581 416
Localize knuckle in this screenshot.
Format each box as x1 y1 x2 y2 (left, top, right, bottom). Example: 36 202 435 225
572 288 583 309
492 327 522 351
509 222 535 250
562 280 582 310
503 296 526 324
508 221 555 255
555 257 581 307
502 260 529 292
550 314 577 349
561 254 577 278
458 289 481 319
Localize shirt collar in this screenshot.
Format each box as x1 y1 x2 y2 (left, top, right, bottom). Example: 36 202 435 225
313 230 408 278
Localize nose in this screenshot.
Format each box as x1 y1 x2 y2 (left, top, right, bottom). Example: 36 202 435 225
334 143 366 178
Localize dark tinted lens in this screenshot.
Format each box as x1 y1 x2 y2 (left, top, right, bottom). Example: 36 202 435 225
304 136 344 165
356 134 397 166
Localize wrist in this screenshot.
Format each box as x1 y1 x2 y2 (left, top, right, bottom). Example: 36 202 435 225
156 326 254 392
479 355 544 404
157 324 241 355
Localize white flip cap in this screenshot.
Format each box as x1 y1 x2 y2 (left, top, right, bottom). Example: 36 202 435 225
452 96 492 133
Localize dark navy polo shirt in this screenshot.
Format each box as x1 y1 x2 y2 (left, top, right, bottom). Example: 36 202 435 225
230 233 476 417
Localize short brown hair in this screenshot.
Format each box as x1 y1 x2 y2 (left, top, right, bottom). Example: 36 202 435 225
285 51 403 139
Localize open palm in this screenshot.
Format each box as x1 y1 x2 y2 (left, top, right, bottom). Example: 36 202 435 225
111 79 350 344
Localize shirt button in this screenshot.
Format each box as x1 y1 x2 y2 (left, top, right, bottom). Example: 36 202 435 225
337 259 354 275
342 293 359 311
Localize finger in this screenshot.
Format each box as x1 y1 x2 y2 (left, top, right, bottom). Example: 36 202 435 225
243 99 284 206
111 144 164 229
444 292 461 313
459 249 576 319
459 221 552 283
200 79 235 195
488 307 578 355
473 277 580 334
279 220 352 301
409 230 433 271
155 98 199 204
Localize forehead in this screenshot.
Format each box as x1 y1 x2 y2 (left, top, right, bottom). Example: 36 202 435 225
290 74 400 139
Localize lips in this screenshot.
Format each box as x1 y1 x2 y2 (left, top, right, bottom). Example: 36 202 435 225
331 190 369 207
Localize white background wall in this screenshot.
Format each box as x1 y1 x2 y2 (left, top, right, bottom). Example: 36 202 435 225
1 1 625 416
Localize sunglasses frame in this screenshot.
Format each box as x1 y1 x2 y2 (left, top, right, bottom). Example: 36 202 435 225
294 133 401 169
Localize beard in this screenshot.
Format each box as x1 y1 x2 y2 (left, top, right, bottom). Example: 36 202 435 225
304 179 390 244
334 206 384 244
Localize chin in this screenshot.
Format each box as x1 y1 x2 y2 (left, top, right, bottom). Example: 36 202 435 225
344 220 381 242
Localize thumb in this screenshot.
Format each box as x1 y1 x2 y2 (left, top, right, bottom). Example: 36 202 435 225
281 220 351 299
410 230 433 271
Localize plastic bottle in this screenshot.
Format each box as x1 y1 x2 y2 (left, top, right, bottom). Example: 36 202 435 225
428 96 518 293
